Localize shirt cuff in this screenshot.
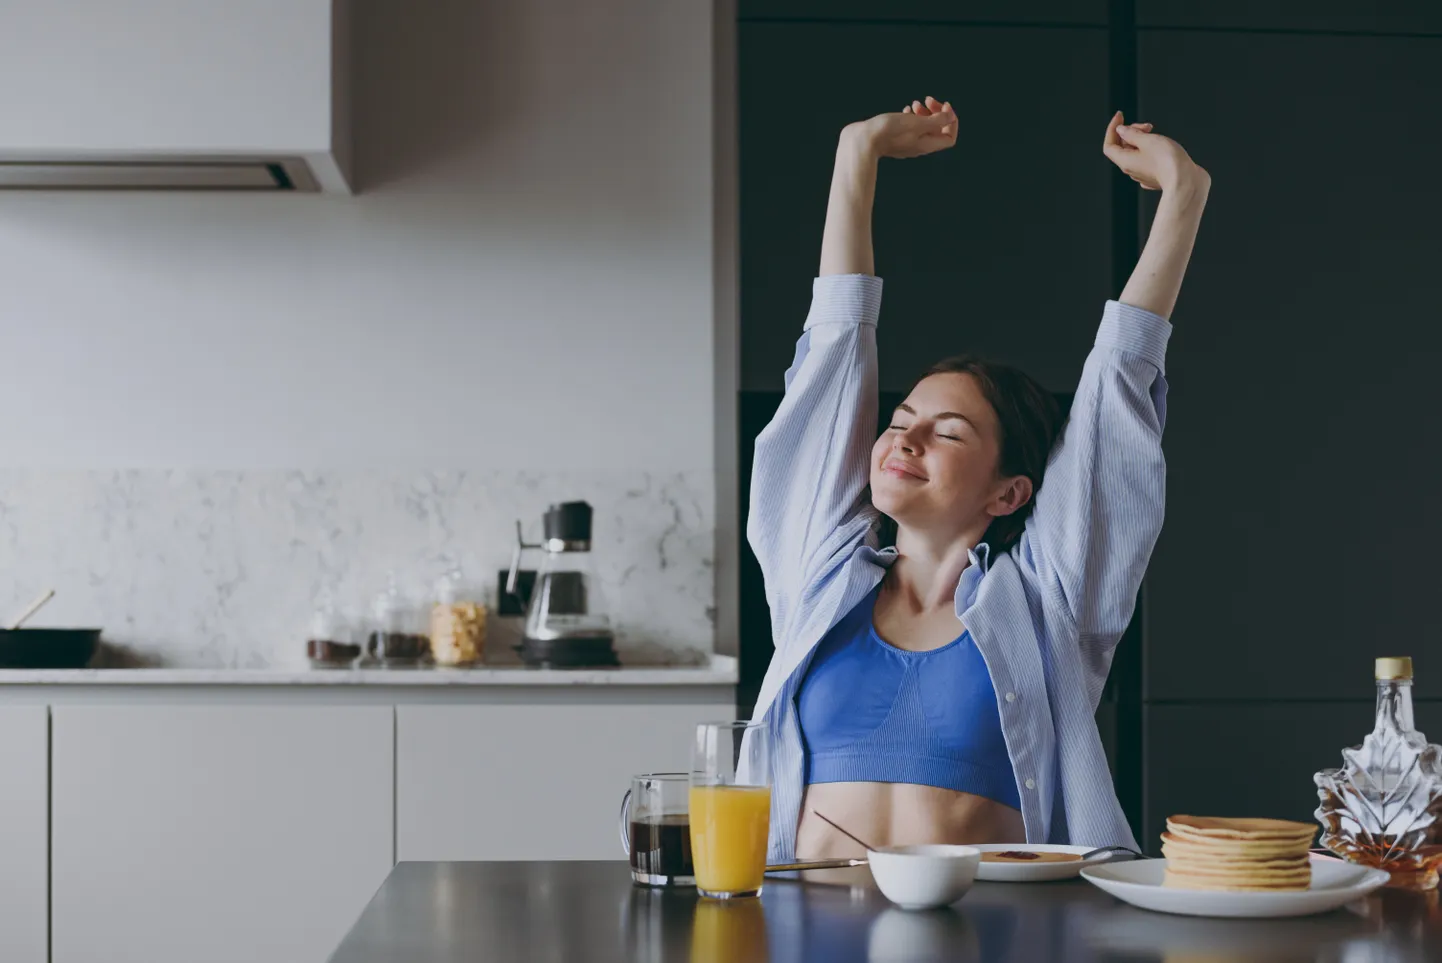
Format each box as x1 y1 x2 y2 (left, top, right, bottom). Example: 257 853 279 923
1096 300 1173 373
804 274 883 330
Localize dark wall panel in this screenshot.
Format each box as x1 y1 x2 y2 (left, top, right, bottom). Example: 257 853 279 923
738 22 1113 393
1137 1 1442 34
1144 701 1442 849
739 1 1106 26
1137 31 1442 701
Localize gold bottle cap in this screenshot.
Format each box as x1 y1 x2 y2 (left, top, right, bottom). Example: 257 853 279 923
1375 657 1413 681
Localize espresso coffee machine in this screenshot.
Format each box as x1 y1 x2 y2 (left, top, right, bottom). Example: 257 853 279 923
507 501 619 668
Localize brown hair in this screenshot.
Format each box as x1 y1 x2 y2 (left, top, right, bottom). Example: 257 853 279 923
907 356 1064 552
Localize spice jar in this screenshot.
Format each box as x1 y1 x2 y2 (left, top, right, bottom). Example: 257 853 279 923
305 595 360 668
429 568 488 667
366 574 431 667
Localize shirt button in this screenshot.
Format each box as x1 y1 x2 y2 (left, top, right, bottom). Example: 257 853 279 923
1004 692 1017 703
1025 778 1036 790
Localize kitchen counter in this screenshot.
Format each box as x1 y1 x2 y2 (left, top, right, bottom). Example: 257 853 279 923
0 654 736 687
0 670 737 960
329 860 1439 963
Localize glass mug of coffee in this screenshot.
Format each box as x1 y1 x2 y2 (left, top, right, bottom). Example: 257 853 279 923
619 772 694 887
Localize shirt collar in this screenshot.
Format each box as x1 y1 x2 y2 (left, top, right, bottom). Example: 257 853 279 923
956 541 992 616
871 542 991 571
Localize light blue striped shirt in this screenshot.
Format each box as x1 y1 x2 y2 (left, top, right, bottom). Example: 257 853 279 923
747 274 1171 861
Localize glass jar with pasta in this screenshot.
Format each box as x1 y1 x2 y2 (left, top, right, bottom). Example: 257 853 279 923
429 567 488 667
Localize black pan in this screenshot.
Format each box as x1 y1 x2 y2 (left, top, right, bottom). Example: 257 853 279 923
0 628 101 668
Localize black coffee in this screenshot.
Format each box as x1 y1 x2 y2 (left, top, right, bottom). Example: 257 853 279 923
629 815 693 879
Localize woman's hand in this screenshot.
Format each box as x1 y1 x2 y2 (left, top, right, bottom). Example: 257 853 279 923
841 95 958 161
821 96 956 276
1109 110 1210 319
1102 111 1209 193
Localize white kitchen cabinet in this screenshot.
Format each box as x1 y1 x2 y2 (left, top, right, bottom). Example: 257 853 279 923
397 700 734 861
51 706 393 963
0 706 48 962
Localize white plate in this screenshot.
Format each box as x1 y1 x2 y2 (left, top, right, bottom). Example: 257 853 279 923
972 844 1112 882
1081 855 1390 918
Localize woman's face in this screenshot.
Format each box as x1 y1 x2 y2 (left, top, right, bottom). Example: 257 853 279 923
870 372 1030 532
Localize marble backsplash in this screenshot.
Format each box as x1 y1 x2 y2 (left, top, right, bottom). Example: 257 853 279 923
0 470 714 668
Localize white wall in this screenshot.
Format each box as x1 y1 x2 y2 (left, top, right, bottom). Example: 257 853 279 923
0 0 728 665
0 0 715 473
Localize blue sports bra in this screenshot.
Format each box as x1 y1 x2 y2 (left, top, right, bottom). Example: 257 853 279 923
796 586 1021 810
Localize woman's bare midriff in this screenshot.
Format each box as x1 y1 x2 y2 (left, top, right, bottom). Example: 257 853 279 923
795 782 1025 859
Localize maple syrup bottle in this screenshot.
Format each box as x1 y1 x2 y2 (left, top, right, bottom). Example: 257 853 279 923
1315 657 1442 890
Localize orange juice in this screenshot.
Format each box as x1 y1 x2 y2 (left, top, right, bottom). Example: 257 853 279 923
689 785 772 896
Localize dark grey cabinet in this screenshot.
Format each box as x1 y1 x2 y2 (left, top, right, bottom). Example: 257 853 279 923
739 1 1106 26
1143 701 1442 848
1137 30 1442 702
738 21 1113 392
1137 0 1442 34
735 7 1442 845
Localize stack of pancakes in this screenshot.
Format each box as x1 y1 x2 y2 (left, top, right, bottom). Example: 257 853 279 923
1161 815 1317 891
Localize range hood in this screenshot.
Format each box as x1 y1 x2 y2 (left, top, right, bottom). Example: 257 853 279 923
0 0 352 193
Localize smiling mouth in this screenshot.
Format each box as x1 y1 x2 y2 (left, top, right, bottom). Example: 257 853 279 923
882 461 927 481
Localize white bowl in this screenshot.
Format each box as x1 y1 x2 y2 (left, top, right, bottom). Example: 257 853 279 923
867 845 981 910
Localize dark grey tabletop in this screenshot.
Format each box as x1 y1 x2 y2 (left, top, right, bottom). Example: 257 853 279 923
329 861 1441 962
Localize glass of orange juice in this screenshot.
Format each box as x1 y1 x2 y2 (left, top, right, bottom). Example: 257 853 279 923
690 720 771 899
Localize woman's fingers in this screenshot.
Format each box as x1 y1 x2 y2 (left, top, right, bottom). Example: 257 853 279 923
879 98 958 157
1115 124 1153 147
1101 112 1171 187
939 101 957 138
1103 111 1125 150
906 96 947 120
921 110 953 133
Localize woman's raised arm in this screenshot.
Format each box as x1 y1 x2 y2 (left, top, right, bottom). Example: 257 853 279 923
1017 113 1207 670
747 98 956 646
821 96 957 276
1104 111 1211 319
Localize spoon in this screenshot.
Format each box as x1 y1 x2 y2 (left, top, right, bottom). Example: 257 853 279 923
765 857 868 873
813 811 882 853
814 810 1149 863
1079 845 1149 862
7 589 56 630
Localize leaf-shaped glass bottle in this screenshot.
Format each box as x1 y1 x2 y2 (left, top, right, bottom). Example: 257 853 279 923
1314 657 1442 890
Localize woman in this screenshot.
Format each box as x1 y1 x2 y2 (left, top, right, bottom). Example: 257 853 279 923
748 96 1209 862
